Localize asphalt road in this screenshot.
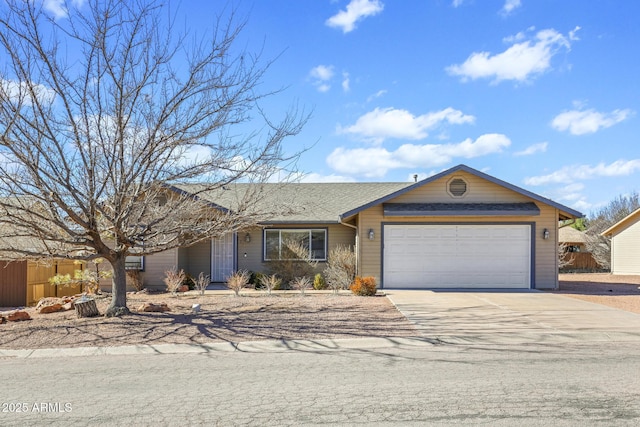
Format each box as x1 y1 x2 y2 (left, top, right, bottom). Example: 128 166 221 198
2 338 640 426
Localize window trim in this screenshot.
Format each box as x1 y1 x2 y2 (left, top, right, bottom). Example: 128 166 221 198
263 228 328 262
125 254 145 271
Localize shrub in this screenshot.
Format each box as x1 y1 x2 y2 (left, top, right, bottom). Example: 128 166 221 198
291 276 312 295
126 269 145 292
193 272 210 296
313 273 326 290
350 276 377 296
259 274 281 295
268 238 318 286
226 270 250 297
323 245 356 294
183 274 196 290
249 271 266 289
164 267 186 295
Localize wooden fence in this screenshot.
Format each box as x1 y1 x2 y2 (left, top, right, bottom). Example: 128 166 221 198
561 252 602 272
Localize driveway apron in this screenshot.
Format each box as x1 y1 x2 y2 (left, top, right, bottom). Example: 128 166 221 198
385 290 640 345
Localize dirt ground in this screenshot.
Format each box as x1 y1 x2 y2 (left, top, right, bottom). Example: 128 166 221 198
555 273 640 315
2 274 640 350
0 291 418 350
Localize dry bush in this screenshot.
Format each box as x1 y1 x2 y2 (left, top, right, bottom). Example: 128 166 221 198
194 272 210 296
126 269 145 292
268 238 317 287
291 276 312 295
259 274 281 295
350 276 377 296
557 242 575 270
164 267 186 295
323 245 356 294
226 270 250 296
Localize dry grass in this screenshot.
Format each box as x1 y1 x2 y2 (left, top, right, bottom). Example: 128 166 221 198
0 292 418 350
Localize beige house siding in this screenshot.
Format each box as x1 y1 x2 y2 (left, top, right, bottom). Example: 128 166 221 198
610 219 640 274
237 224 356 276
143 248 178 290
178 240 211 279
355 172 560 289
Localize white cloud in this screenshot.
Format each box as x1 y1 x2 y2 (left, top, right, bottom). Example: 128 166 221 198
452 0 465 7
327 133 510 177
298 172 356 183
44 0 85 20
367 89 387 102
500 0 522 16
446 27 577 83
514 141 548 156
337 107 475 144
525 159 640 186
1 79 56 106
342 72 350 92
551 108 633 135
326 0 384 34
309 65 335 92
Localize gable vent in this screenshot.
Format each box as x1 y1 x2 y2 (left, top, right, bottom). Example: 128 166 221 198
448 178 467 197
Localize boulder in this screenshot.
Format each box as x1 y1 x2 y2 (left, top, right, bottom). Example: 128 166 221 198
62 302 74 311
138 302 171 313
7 310 31 321
178 285 189 293
39 303 63 314
35 297 59 311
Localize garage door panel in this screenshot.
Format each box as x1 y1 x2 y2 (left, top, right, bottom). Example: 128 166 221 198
383 224 531 289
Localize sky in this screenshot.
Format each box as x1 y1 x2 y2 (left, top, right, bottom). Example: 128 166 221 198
41 0 640 216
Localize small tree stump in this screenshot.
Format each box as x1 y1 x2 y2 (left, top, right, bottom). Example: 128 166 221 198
75 299 99 318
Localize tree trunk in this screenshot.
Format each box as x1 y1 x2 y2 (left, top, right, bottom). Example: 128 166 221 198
75 299 99 318
105 256 130 317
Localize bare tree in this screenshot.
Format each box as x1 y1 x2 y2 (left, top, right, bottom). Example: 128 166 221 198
0 1 306 315
557 242 575 270
584 191 640 270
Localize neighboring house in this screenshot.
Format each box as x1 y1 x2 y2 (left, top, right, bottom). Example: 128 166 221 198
601 208 640 275
139 164 582 290
558 225 599 271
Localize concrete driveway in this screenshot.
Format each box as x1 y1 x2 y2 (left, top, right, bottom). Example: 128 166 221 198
385 290 640 345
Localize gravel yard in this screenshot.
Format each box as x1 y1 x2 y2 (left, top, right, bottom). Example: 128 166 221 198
0 292 418 350
556 273 640 314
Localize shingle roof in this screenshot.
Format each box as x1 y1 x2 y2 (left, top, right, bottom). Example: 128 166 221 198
172 182 412 223
558 225 588 243
172 164 583 224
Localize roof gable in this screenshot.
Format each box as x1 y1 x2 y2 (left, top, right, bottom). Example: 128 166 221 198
601 207 640 236
340 164 583 220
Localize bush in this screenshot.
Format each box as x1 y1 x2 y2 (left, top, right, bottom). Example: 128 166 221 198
126 269 145 292
350 276 377 296
259 274 281 295
313 273 326 290
164 267 186 295
183 273 196 290
291 276 312 295
249 271 266 289
268 238 318 286
323 245 356 294
226 270 250 296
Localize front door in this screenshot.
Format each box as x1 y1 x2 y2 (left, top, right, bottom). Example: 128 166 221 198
211 233 236 282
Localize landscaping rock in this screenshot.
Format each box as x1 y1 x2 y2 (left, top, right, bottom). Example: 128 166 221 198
62 302 74 311
39 303 63 314
178 285 189 293
138 302 171 313
7 310 31 321
0 316 5 324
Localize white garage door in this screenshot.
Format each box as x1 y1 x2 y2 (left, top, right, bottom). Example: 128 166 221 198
383 224 531 289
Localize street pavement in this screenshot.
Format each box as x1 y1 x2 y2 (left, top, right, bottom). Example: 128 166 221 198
1 291 640 426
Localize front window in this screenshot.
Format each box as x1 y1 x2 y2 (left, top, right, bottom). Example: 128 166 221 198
125 255 144 271
264 229 327 261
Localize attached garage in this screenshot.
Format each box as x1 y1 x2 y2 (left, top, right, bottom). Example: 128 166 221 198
383 224 533 289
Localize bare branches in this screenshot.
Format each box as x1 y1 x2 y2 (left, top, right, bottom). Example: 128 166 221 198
0 0 306 313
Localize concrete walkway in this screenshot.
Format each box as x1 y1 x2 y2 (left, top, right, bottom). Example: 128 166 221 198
385 289 640 345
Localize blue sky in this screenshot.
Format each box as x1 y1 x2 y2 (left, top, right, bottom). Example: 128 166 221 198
43 0 640 216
